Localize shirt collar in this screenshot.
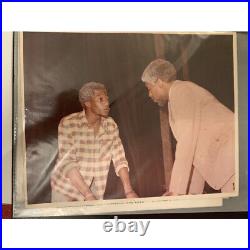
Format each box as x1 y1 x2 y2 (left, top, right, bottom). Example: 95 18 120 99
79 110 109 134
169 80 178 101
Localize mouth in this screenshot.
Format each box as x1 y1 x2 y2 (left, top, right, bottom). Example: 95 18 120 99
103 108 110 113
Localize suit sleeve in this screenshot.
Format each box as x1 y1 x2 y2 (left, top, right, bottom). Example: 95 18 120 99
169 85 201 194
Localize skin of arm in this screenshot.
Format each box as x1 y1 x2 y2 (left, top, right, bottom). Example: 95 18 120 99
118 167 138 198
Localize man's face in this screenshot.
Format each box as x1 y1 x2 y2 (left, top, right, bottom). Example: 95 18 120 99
145 81 167 107
88 89 110 117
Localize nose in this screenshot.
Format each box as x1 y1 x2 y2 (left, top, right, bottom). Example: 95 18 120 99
149 91 152 98
104 99 109 108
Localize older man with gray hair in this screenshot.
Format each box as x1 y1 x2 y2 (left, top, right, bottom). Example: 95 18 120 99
51 82 138 202
142 59 235 196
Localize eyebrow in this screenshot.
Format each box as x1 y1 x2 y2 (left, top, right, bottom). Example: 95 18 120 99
95 93 108 98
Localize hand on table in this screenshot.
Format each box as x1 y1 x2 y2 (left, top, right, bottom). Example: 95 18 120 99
125 190 139 199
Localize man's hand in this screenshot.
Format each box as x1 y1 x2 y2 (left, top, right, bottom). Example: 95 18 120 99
85 192 97 201
118 167 139 199
162 191 175 196
125 190 139 199
66 168 97 200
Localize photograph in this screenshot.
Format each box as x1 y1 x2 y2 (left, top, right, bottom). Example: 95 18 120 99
13 31 239 217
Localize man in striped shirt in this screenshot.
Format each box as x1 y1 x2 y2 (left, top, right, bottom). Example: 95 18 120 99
51 82 138 202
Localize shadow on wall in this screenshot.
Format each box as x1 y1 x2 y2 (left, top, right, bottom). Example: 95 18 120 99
26 89 82 204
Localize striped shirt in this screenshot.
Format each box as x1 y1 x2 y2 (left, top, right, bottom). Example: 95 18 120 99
50 111 129 201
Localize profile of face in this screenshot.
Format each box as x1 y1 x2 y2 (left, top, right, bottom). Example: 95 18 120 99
87 89 110 117
145 80 167 107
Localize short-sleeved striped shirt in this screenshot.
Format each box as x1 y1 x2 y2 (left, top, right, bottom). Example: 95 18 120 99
50 111 129 201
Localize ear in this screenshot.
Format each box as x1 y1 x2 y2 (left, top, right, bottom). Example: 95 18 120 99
84 101 91 109
157 79 165 88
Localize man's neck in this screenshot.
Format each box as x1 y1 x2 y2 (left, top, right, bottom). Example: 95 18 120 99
85 109 101 128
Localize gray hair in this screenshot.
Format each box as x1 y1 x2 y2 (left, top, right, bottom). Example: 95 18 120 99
141 59 177 84
79 81 106 107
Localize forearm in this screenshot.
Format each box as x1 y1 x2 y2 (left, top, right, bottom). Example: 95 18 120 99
118 167 139 198
66 167 93 197
118 167 133 193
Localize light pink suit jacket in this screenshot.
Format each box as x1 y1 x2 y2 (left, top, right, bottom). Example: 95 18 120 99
168 80 235 194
